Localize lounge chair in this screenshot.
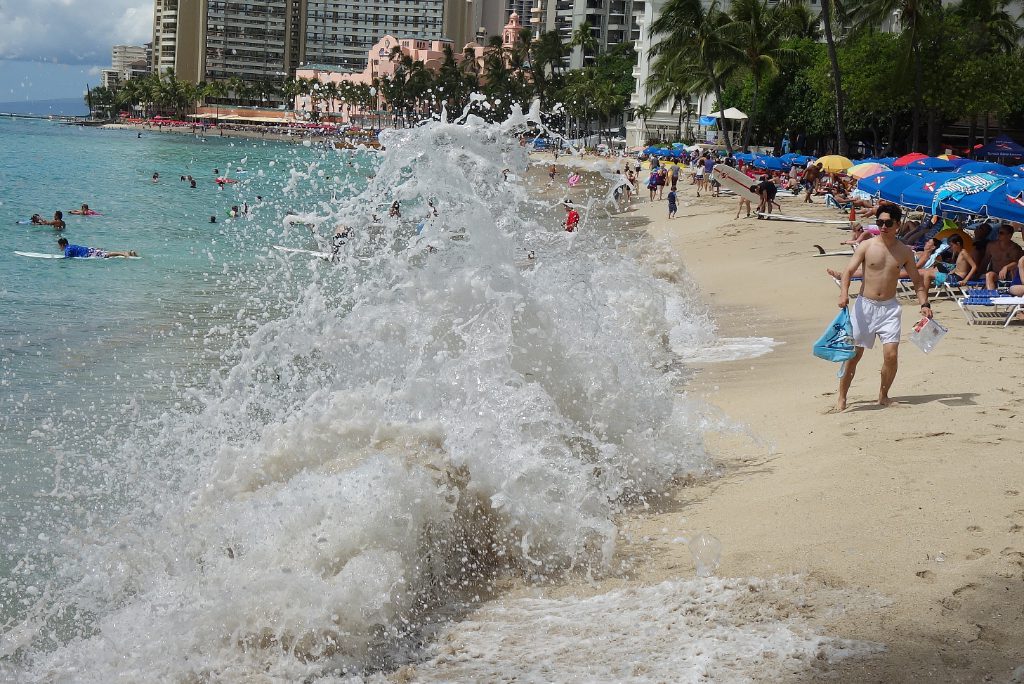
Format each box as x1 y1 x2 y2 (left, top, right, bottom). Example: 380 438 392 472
957 290 1024 327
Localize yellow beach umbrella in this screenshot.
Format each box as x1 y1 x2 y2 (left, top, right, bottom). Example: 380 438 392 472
815 155 854 173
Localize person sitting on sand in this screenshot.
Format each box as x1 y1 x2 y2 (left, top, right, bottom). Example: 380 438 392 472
39 211 66 230
982 224 1024 289
57 237 137 258
842 222 880 247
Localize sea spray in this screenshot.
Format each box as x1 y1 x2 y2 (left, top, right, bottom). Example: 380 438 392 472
6 105 717 680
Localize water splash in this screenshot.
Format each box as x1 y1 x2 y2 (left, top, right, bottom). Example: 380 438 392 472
5 104 717 680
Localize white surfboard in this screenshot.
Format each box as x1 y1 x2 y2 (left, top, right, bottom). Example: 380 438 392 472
14 251 141 260
757 213 851 224
713 164 760 203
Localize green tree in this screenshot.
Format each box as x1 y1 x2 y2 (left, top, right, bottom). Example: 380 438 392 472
650 0 740 153
853 0 943 150
723 0 794 149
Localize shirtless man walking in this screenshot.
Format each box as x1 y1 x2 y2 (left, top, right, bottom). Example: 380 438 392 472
836 205 931 410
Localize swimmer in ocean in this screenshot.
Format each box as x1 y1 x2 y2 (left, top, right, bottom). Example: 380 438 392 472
57 237 137 258
69 204 99 215
39 211 66 230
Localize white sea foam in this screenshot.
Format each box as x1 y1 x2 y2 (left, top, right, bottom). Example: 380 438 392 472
405 576 884 683
5 105 725 680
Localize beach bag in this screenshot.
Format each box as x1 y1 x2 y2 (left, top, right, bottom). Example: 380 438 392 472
813 307 856 376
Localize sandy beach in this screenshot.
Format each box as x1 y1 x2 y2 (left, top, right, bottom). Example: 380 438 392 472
101 121 344 145
497 154 1024 682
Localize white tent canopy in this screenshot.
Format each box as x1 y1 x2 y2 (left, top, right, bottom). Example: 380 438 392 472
707 107 748 120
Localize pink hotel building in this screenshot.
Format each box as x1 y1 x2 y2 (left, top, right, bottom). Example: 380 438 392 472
293 13 525 124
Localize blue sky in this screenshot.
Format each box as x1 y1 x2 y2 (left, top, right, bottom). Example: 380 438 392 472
0 1 152 101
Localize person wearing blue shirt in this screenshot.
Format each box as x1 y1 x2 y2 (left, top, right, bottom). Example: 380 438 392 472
57 237 137 259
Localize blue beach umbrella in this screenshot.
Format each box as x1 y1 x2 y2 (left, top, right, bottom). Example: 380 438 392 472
857 171 919 202
904 157 958 172
875 157 897 166
752 155 791 172
941 180 1024 223
958 161 1016 176
898 172 961 209
733 151 755 162
933 173 1006 215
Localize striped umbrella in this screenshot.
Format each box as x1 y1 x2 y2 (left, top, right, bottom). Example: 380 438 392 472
847 162 890 179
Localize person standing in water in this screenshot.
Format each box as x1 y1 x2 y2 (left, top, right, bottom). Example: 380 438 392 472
563 202 580 232
39 211 66 230
836 205 930 411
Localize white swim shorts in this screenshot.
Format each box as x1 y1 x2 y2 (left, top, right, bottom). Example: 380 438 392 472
851 296 902 348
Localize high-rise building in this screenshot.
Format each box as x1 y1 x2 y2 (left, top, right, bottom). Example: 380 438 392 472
151 0 509 84
205 0 306 82
444 0 505 48
152 0 206 82
112 45 148 75
530 0 644 68
302 1 446 72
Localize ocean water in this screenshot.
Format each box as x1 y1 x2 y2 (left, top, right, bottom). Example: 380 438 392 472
0 109 838 681
0 98 90 117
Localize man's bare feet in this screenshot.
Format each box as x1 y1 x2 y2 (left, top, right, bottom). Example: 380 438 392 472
835 397 847 412
878 395 895 407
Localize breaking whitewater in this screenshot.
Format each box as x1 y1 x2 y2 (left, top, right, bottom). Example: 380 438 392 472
1 103 880 682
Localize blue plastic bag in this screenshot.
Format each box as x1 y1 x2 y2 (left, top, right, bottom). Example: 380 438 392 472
813 307 856 376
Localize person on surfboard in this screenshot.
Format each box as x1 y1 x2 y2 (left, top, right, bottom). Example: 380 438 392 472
57 237 137 259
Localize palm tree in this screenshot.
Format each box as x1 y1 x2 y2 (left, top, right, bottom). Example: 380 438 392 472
633 103 654 144
645 64 696 142
570 20 600 65
724 0 794 149
650 0 739 154
821 0 850 155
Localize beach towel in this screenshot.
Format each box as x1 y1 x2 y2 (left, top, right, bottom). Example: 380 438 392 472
813 308 856 376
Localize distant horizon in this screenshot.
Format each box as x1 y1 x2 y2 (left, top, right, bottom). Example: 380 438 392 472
0 96 89 116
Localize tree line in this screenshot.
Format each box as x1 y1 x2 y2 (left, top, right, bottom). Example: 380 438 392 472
646 0 1024 155
85 27 636 143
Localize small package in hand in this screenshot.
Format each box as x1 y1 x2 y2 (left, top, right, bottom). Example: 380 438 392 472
909 317 948 353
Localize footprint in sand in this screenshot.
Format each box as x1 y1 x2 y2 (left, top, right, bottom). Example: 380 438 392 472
915 569 936 582
966 548 990 560
952 583 979 596
1007 490 1020 497
1010 524 1022 533
967 525 983 533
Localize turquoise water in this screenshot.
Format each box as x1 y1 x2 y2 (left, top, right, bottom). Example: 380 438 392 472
0 118 358 607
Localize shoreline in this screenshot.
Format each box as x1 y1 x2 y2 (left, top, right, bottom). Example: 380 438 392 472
499 153 1024 681
102 121 346 145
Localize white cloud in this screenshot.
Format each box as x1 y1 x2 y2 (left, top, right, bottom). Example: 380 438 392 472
0 1 153 65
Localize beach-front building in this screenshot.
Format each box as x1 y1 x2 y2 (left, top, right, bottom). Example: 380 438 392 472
293 12 528 124
152 0 206 82
625 0 719 147
529 0 645 69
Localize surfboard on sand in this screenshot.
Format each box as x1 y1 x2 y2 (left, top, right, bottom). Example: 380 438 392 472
756 213 851 224
713 164 759 203
813 244 855 257
14 251 141 260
